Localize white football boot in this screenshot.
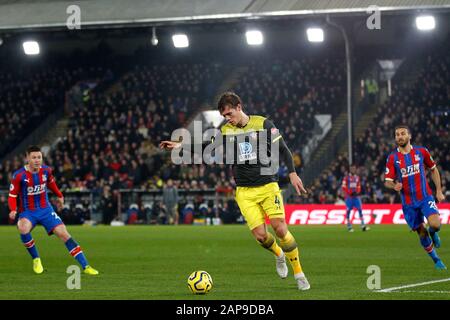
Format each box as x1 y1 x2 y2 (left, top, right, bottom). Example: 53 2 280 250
275 252 288 279
295 272 311 291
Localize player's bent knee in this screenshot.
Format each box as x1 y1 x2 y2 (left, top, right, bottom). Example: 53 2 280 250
17 220 32 234
252 229 268 243
273 226 287 238
17 225 31 234
428 214 441 230
54 225 71 241
270 219 287 237
255 233 268 243
430 222 441 231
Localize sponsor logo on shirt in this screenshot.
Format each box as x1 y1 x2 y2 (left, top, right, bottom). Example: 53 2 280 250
400 164 420 177
27 184 46 196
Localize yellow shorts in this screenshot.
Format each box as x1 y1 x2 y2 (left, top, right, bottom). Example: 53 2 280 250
235 182 285 230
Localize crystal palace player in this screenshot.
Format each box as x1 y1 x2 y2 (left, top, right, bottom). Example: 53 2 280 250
8 146 99 275
160 92 310 290
342 164 369 232
385 126 446 270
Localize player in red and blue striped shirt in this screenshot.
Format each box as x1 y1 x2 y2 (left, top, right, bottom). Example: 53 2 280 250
342 165 369 232
8 145 99 275
385 125 446 270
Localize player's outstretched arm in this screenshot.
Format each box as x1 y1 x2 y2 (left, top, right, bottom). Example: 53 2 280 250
278 135 307 196
289 172 308 196
8 195 17 219
159 140 182 150
430 167 445 202
8 175 19 220
47 170 64 210
385 155 402 192
55 196 64 210
264 118 307 196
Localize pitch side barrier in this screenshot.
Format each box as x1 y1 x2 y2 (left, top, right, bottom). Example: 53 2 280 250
280 204 450 225
1 189 448 226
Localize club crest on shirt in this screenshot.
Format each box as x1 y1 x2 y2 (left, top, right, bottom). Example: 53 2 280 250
238 142 257 161
414 154 420 162
42 175 47 182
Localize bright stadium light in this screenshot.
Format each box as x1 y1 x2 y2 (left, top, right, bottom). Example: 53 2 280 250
307 28 324 42
23 41 40 55
151 27 158 46
415 15 436 31
246 30 263 46
172 34 189 48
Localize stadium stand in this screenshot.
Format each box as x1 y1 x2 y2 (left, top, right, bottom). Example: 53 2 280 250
293 51 450 205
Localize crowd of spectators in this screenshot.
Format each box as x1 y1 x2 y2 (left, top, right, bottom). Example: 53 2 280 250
0 66 108 156
234 57 345 153
120 198 243 226
0 56 346 197
0 51 447 225
28 63 223 192
156 56 346 191
291 53 449 204
0 61 226 224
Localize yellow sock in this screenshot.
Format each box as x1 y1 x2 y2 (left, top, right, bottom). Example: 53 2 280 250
279 231 303 275
259 232 282 257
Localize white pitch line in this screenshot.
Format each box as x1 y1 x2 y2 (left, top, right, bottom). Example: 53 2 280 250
398 291 450 294
375 277 450 293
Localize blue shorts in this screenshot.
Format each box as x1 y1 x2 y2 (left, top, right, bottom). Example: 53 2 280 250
19 207 64 235
345 197 362 211
403 196 440 231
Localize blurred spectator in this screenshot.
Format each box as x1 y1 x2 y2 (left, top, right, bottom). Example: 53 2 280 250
162 179 179 225
218 199 242 224
152 201 168 225
100 186 116 224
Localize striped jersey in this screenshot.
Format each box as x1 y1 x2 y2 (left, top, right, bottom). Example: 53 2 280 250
385 145 436 206
342 174 361 198
9 165 57 213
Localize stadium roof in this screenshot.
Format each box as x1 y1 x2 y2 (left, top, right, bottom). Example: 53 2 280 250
0 0 449 31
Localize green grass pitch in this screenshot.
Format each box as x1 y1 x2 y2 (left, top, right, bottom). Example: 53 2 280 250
0 224 448 300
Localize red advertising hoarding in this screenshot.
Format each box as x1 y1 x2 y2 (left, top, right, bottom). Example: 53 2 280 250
282 204 450 225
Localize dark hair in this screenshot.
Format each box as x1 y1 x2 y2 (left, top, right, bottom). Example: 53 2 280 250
26 145 41 155
217 91 242 113
394 125 410 135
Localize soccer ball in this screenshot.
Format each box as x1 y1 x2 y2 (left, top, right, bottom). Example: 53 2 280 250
187 270 213 294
